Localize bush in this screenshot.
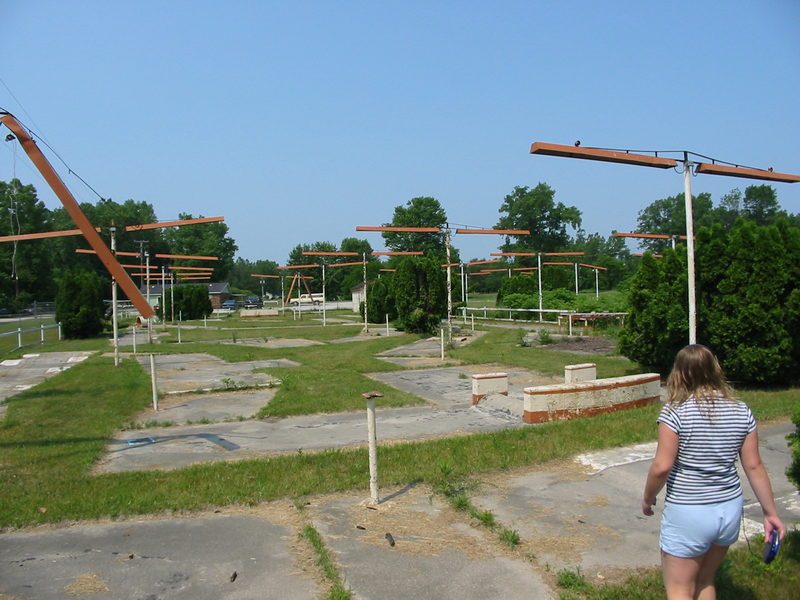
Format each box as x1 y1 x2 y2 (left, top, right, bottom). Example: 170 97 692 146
392 256 446 334
160 285 212 321
55 269 107 338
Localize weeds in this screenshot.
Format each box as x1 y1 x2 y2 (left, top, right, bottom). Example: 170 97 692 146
300 524 352 600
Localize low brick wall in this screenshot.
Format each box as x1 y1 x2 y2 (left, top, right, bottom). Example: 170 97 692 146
471 372 508 405
564 363 596 383
523 373 661 423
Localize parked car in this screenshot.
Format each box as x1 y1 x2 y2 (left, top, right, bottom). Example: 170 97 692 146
221 299 238 310
244 296 263 308
288 293 324 306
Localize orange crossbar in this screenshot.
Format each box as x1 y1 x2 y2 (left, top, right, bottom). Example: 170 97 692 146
491 252 537 256
168 266 214 271
480 268 507 273
1 113 154 317
356 226 442 233
125 216 224 231
302 251 360 256
543 251 585 256
455 228 530 235
328 261 366 268
695 162 800 183
468 259 502 266
512 267 538 271
380 269 396 272
277 264 320 269
76 248 140 257
120 263 158 269
579 263 608 270
542 262 575 266
441 263 460 268
251 273 280 278
371 251 423 255
0 227 101 242
530 142 678 169
155 253 219 261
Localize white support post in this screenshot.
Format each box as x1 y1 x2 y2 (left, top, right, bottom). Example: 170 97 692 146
683 156 697 345
149 353 158 411
362 253 369 333
132 325 137 354
440 327 445 360
385 313 389 336
17 328 22 348
595 268 599 299
177 310 182 344
362 391 383 505
110 226 119 367
322 263 327 327
537 253 543 322
574 262 579 294
445 229 453 343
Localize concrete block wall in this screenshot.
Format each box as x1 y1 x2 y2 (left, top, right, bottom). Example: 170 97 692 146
471 372 508 405
564 363 596 383
523 373 661 423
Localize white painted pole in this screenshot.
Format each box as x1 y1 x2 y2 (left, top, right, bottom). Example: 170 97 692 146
110 226 119 367
177 310 182 344
537 253 543 322
322 263 327 327
385 313 389 336
574 262 579 294
445 229 452 342
149 353 158 411
440 327 445 360
132 324 136 354
362 391 383 504
683 157 697 345
471 314 475 331
595 268 599 299
362 253 369 333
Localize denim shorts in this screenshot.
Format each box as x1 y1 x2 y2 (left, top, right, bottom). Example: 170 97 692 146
660 496 743 558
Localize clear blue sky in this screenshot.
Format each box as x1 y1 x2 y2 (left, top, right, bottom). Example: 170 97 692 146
2 1 799 263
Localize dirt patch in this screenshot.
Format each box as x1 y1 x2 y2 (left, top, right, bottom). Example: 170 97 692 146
64 573 110 595
540 335 616 355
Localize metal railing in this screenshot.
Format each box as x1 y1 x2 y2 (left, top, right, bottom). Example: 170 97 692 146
0 323 62 354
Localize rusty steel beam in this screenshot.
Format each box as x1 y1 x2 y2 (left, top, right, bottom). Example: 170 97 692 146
1 113 154 317
530 142 678 169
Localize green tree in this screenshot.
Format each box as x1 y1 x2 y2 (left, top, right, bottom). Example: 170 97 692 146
161 285 212 320
163 213 237 279
391 256 446 334
0 179 55 308
496 184 581 253
55 269 107 338
382 197 449 259
635 192 714 253
618 250 688 373
366 276 396 323
228 258 280 297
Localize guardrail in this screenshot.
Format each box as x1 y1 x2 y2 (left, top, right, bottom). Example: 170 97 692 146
0 323 62 354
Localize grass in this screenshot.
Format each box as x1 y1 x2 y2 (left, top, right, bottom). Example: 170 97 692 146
1 320 797 598
300 524 353 600
554 531 800 599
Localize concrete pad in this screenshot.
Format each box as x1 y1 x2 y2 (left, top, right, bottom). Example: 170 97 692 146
470 422 799 576
96 405 525 473
134 353 293 394
0 351 93 411
309 486 554 600
217 337 324 349
376 329 486 358
0 508 318 600
368 365 559 410
130 388 277 425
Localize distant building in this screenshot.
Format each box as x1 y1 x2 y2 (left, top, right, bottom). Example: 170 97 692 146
138 282 231 309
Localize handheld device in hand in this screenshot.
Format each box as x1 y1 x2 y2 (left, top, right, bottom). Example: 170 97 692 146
763 529 780 564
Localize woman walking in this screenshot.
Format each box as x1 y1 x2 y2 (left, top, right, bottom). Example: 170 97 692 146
642 344 785 600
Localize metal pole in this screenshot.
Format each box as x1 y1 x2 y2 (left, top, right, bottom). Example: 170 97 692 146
362 391 383 504
445 229 453 342
460 263 465 303
170 275 175 323
132 324 136 354
595 268 599 299
110 226 119 367
440 327 445 361
574 262 579 294
683 156 697 345
177 310 182 344
362 253 368 332
321 263 327 327
537 253 543 322
149 353 158 411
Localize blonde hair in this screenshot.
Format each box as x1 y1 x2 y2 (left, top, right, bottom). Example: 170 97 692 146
666 344 735 405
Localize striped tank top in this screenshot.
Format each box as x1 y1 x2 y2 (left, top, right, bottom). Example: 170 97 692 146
657 396 756 505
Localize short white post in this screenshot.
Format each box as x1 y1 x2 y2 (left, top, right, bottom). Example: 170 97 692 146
17 328 22 348
204 315 207 329
132 325 137 354
149 353 159 411
440 327 445 360
58 322 62 340
385 313 389 336
471 314 475 331
40 324 45 343
177 310 182 344
362 391 383 505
